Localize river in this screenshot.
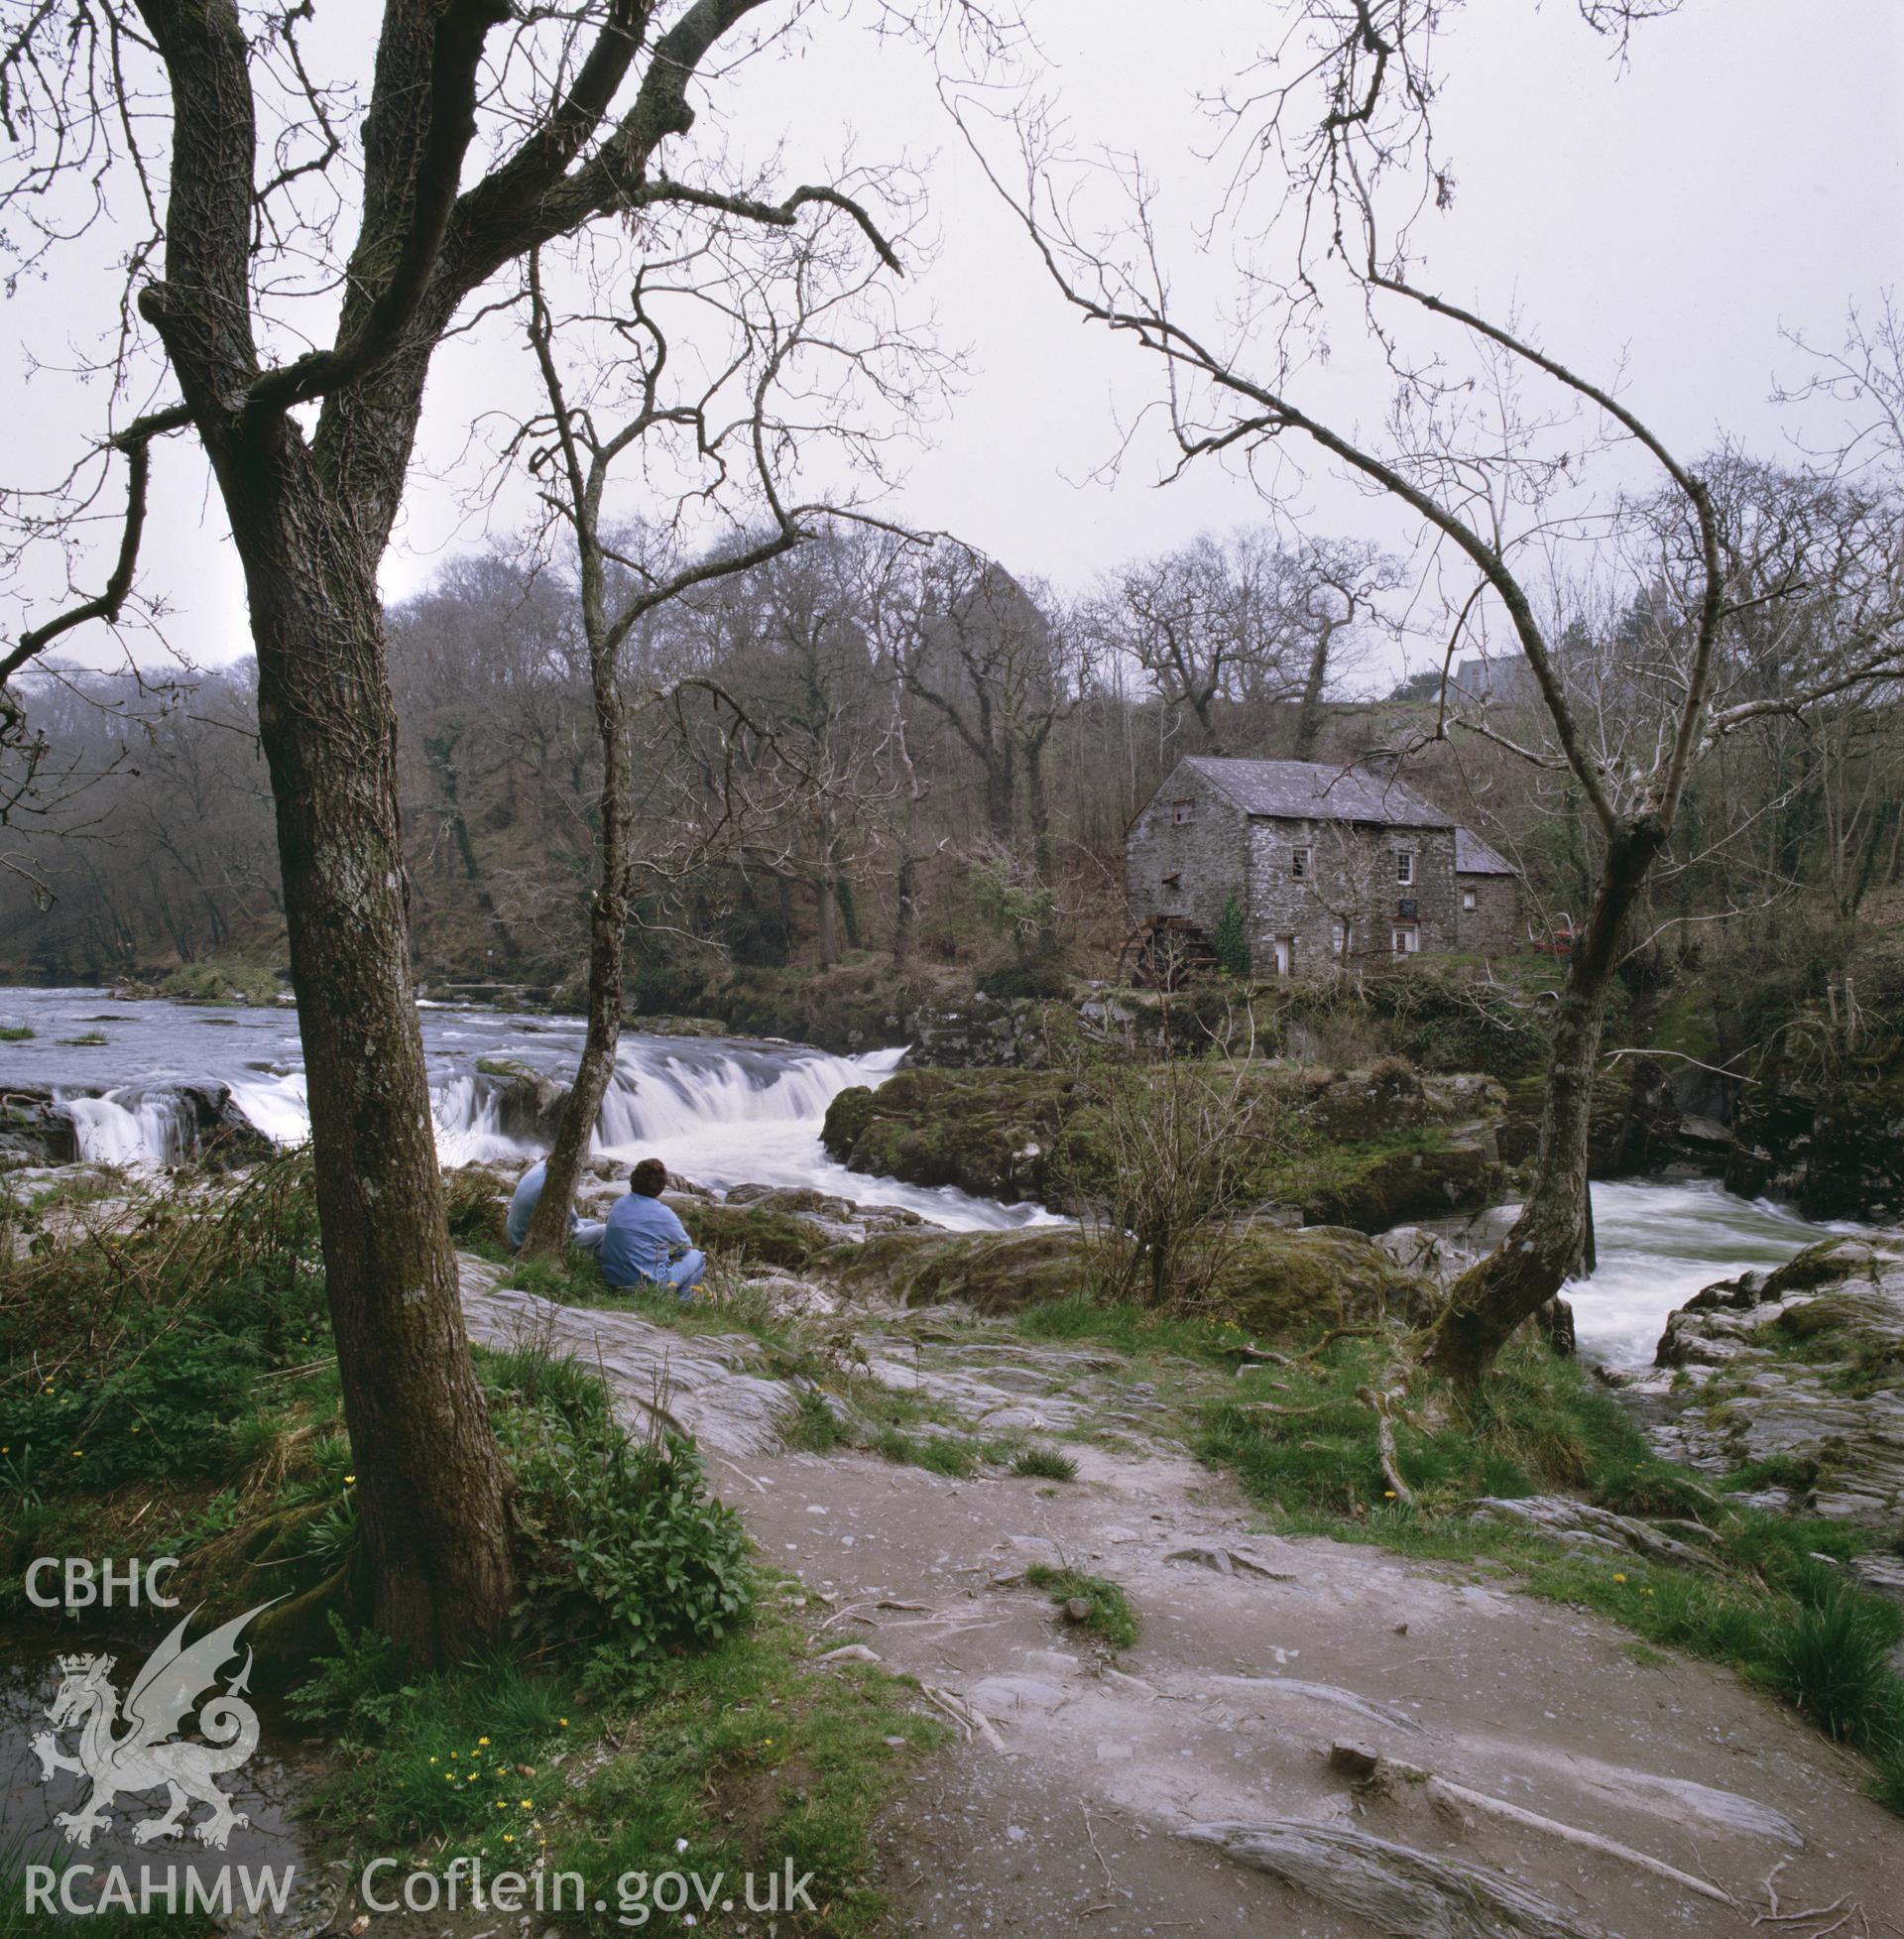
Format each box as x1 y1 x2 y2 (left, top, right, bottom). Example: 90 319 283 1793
1 987 1857 1365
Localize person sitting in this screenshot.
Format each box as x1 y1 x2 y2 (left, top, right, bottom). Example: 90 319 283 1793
599 1157 706 1298
506 1158 606 1255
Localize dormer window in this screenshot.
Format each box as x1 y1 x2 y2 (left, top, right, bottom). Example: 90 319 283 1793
1395 849 1415 886
1172 799 1196 825
1290 846 1311 879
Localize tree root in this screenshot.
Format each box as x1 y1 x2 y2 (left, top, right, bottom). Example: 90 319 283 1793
1339 1746 1735 1908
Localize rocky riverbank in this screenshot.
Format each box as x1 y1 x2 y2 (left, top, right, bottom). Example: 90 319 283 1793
1632 1235 1904 1528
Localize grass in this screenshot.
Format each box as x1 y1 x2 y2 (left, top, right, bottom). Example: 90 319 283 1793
1196 1326 1904 1812
1012 1444 1078 1481
1016 1293 1256 1363
0 1025 33 1041
56 1030 108 1047
289 1577 943 1937
1023 1564 1138 1648
871 1426 978 1478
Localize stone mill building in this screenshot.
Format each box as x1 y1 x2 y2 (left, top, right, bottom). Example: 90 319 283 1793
1125 755 1520 975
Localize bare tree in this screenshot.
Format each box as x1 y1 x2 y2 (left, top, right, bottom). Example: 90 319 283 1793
1094 529 1392 757
0 0 994 1658
515 187 941 1257
958 0 1904 1384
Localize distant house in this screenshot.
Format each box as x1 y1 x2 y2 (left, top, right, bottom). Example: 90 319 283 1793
1454 826 1520 955
1125 755 1521 975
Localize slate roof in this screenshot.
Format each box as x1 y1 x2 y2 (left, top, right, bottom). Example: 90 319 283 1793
1180 756 1454 830
1454 826 1517 876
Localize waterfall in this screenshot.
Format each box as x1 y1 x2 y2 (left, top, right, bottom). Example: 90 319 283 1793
592 1040 901 1152
60 1093 153 1166
16 988 1035 1230
59 1085 198 1165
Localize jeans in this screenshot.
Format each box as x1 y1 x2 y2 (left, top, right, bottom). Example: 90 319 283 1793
608 1247 706 1300
508 1219 606 1256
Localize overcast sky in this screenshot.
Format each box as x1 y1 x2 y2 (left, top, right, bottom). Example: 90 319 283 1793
9 0 1901 685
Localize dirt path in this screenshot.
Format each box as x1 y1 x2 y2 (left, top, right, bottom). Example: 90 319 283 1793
462 1269 1904 1938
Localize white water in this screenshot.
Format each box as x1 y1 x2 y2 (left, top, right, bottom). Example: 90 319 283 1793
1 987 1859 1296
1571 1178 1864 1371
1 988 1043 1233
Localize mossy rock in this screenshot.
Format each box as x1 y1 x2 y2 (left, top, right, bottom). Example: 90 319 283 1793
1762 1234 1904 1300
686 1200 834 1271
1296 1129 1500 1232
821 1067 1083 1206
825 1222 1435 1340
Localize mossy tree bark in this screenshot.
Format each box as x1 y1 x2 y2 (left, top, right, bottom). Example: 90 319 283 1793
1424 824 1663 1386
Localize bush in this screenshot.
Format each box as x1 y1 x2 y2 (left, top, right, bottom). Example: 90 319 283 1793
499 1355 754 1690
444 1170 508 1250
0 1155 327 1496
1211 895 1250 978
978 957 1074 1002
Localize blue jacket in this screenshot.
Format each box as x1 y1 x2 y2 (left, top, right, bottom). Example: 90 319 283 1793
600 1191 693 1287
507 1161 578 1250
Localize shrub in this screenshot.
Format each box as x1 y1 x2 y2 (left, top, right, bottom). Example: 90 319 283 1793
444 1170 508 1250
978 957 1073 1002
1211 895 1250 979
501 1359 754 1690
0 1154 327 1495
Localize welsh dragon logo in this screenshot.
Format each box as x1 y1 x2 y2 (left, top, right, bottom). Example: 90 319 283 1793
30 1601 277 1851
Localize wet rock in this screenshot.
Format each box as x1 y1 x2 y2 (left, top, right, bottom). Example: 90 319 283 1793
0 1085 80 1165
473 1056 570 1142
167 1081 278 1168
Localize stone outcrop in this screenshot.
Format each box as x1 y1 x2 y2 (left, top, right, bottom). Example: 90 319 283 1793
1635 1235 1904 1527
1725 1064 1904 1224
824 1061 1508 1234
473 1056 571 1143
0 1085 80 1166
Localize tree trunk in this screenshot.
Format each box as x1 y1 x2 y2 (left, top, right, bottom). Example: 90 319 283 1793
891 848 917 965
1423 826 1661 1386
1291 620 1337 762
525 532 631 1260
522 869 625 1260
231 433 517 1658
815 813 842 968
1023 738 1058 957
